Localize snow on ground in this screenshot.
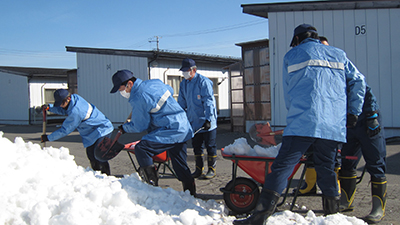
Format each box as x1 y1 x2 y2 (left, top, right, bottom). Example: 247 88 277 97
0 132 367 225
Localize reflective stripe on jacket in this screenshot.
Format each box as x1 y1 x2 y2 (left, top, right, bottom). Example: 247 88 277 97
48 94 113 147
122 78 193 144
178 73 217 132
282 38 366 142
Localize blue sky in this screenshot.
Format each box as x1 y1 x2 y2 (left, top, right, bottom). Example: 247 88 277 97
0 0 302 69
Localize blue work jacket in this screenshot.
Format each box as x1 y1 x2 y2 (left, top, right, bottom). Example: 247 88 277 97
283 38 366 142
122 78 193 144
48 94 113 147
178 73 217 133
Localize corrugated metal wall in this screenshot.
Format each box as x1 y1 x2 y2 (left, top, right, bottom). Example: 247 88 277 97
76 53 148 124
268 8 400 135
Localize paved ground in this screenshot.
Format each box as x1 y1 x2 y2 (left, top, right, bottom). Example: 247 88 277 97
1 122 399 225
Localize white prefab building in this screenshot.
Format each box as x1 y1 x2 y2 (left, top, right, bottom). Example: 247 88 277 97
0 67 75 125
65 47 240 125
242 0 400 137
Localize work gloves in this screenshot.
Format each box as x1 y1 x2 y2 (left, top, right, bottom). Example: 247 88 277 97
202 120 211 131
118 125 126 134
346 114 358 128
41 134 49 143
366 112 381 137
42 104 49 111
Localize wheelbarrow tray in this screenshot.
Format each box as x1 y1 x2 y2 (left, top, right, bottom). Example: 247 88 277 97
221 149 301 184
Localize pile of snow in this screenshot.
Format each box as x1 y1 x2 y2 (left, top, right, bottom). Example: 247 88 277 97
0 131 367 224
223 137 281 157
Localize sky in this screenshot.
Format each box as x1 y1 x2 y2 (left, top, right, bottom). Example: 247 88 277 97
0 0 308 69
0 131 369 225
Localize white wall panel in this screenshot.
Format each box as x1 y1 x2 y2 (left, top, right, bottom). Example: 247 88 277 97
0 72 29 124
377 9 392 127
28 78 67 107
268 8 400 134
149 59 231 118
390 9 400 127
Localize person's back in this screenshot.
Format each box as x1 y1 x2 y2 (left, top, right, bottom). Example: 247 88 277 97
126 78 193 144
48 93 113 148
283 38 364 142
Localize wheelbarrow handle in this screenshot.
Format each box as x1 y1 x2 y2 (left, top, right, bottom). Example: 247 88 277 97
343 156 358 160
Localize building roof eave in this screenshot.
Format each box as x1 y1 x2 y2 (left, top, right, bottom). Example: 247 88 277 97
241 0 400 18
65 46 241 65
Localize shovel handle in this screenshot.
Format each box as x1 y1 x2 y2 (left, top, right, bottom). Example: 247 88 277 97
194 127 204 135
111 130 123 146
42 106 47 147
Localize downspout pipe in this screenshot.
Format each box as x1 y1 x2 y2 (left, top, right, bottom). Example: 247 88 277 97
148 51 159 79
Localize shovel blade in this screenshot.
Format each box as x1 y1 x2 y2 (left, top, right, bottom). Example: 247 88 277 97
249 122 277 146
95 137 125 162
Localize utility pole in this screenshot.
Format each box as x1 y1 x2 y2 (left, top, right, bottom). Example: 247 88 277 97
149 36 161 51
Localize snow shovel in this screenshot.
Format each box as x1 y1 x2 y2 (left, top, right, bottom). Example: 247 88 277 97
42 105 48 148
248 122 284 146
94 113 132 162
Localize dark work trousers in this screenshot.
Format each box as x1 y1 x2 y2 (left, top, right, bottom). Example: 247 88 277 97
341 114 386 179
134 140 194 184
86 132 111 171
263 136 341 197
192 128 217 157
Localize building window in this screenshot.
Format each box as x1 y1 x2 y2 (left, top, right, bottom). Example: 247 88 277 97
44 89 57 105
167 76 183 101
210 78 219 114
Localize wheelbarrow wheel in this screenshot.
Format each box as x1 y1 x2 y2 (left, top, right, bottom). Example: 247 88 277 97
223 177 260 214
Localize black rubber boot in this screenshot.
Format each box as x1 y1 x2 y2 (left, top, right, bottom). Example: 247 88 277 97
99 162 111 175
182 180 196 197
203 155 217 179
339 169 357 212
192 154 204 178
233 189 280 225
90 160 111 175
139 165 159 186
362 176 387 224
322 195 340 215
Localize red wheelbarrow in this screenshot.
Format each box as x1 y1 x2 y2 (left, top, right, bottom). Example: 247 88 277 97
220 122 359 215
123 141 178 178
220 149 303 215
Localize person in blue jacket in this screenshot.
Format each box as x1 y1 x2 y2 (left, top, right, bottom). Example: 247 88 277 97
234 24 366 225
110 70 196 196
178 58 218 179
41 89 114 175
339 84 387 223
